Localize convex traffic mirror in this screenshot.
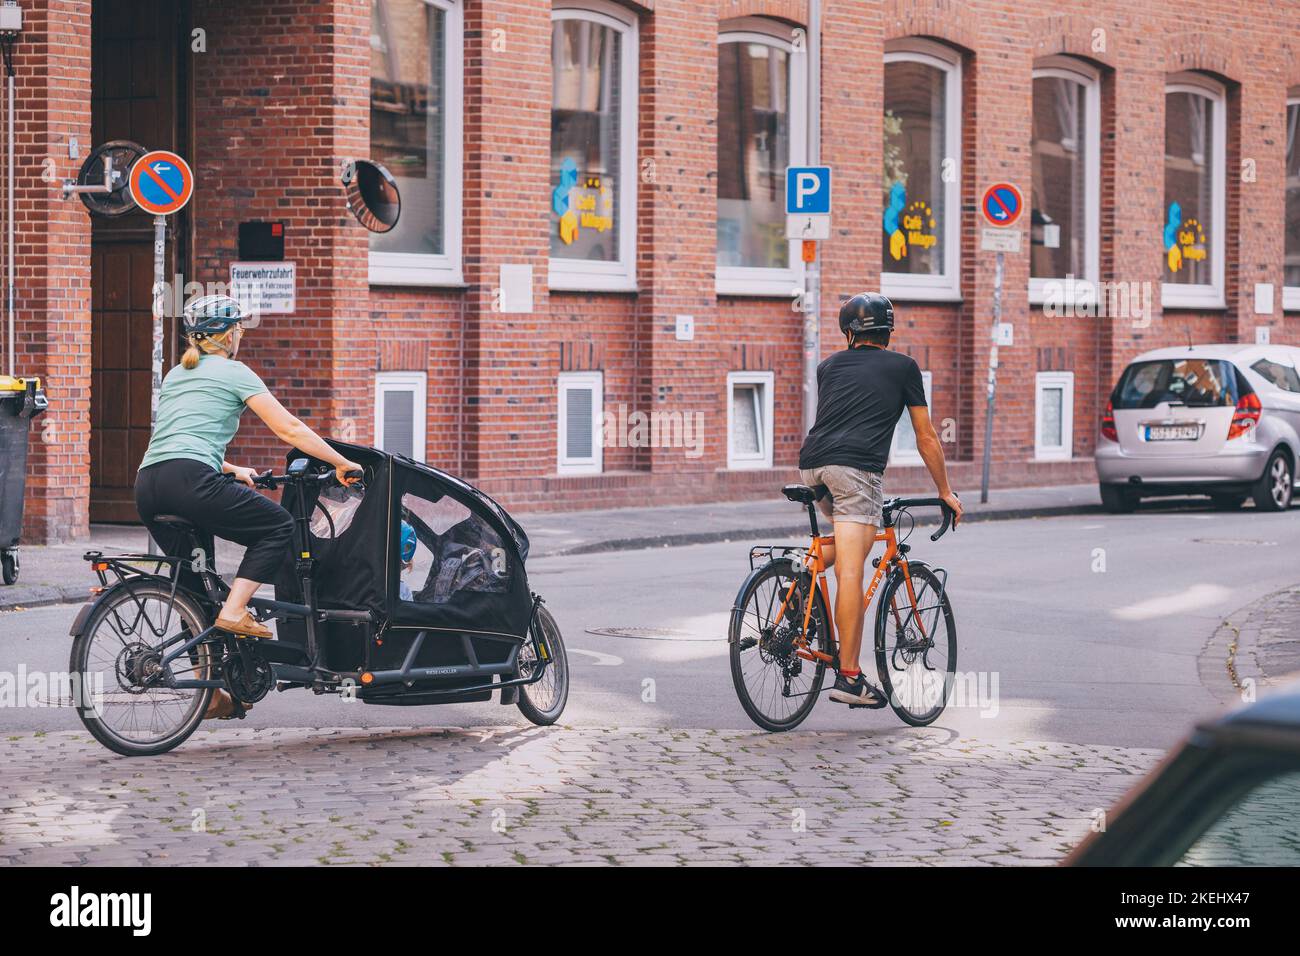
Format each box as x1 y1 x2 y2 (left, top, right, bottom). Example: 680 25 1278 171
341 160 401 233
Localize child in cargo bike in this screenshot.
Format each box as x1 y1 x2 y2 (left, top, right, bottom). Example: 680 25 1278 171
134 294 362 719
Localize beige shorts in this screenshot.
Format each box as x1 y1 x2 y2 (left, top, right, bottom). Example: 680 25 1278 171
799 465 884 526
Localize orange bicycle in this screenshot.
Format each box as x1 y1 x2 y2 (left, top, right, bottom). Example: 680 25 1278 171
729 484 957 732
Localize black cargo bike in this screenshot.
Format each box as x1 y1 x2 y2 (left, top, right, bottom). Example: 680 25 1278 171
68 441 569 757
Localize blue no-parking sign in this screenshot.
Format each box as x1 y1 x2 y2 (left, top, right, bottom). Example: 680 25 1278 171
786 166 832 215
980 182 1023 227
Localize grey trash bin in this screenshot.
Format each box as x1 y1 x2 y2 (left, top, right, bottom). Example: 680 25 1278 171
0 376 48 584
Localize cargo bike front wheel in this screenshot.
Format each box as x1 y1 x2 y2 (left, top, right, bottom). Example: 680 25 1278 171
516 604 568 726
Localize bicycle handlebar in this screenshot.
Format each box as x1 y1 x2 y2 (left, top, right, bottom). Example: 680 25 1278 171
882 496 958 542
252 468 364 491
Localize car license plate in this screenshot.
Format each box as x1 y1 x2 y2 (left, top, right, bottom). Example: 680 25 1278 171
1145 424 1200 441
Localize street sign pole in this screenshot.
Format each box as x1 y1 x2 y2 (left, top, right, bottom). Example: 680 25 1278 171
129 150 194 556
148 214 166 555
803 0 822 436
977 181 1023 505
980 250 1003 505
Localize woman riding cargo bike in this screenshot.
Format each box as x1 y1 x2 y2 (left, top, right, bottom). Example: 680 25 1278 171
70 294 568 756
132 295 362 718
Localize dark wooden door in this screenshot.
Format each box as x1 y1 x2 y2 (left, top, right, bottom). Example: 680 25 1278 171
90 0 188 522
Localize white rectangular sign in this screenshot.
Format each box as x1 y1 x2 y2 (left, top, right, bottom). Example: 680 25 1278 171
980 228 1021 253
230 262 297 314
786 214 831 240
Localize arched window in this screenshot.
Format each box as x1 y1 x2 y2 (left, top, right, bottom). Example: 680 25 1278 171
549 1 639 292
369 0 464 285
882 38 962 301
1162 72 1226 308
1030 56 1100 305
716 18 808 296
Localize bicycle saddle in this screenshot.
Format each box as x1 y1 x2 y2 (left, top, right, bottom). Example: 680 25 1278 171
151 514 198 533
782 484 827 504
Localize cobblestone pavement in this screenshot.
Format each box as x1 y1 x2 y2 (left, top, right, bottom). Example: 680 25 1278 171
0 726 1162 866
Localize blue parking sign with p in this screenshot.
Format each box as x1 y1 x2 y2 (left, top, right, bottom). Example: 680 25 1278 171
786 166 831 215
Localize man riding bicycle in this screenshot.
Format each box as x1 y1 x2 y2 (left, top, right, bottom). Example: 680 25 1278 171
798 292 962 707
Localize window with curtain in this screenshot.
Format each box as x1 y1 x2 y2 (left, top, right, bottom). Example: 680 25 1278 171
1285 98 1300 296
1163 76 1225 306
882 41 961 299
717 38 791 271
1030 62 1099 295
550 6 637 289
370 0 445 257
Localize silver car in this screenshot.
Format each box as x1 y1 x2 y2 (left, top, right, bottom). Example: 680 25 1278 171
1095 344 1300 513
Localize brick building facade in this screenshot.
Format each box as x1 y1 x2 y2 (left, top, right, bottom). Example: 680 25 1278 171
6 0 1300 543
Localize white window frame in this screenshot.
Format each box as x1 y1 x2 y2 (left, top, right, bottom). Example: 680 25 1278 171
1034 371 1075 461
882 38 963 303
548 1 639 293
374 371 428 461
1284 92 1300 312
1161 72 1227 311
1028 57 1101 307
726 370 775 469
557 371 604 475
368 0 464 287
715 19 808 297
889 370 933 466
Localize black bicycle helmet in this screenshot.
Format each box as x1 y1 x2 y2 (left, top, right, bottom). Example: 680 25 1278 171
838 292 895 336
182 294 259 338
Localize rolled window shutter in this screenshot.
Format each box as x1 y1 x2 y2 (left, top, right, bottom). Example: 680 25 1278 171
384 389 416 459
565 386 594 460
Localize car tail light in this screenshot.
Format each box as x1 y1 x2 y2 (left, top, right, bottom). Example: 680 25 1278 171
1228 390 1261 440
1100 400 1117 442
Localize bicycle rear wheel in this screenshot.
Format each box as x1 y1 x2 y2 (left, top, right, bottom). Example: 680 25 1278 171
874 561 956 726
729 558 832 732
70 582 215 757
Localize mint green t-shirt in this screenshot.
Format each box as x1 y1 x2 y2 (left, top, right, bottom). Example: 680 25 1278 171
138 356 268 473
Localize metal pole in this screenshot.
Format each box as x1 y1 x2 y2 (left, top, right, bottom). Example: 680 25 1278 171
979 250 1004 504
6 62 12 378
801 0 822 434
149 214 166 555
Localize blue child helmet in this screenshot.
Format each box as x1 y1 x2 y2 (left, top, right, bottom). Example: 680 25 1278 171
401 521 417 562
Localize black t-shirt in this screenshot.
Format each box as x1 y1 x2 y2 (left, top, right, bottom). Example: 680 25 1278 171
798 346 928 473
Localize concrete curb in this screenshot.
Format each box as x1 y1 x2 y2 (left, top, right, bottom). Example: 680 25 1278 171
0 584 92 613
0 500 1101 610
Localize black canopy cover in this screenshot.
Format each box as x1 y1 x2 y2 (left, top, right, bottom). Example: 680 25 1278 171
276 440 534 639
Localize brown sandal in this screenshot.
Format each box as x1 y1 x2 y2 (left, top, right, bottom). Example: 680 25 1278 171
214 610 272 639
204 689 252 720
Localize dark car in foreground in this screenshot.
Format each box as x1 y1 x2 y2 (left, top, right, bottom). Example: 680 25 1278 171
1065 683 1300 865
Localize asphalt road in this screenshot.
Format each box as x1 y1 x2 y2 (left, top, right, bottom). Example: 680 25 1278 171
2 505 1296 751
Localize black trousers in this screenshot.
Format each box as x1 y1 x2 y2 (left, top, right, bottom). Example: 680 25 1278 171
135 458 295 583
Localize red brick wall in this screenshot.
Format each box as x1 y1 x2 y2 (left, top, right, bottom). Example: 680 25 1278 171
15 0 93 544
14 0 1300 540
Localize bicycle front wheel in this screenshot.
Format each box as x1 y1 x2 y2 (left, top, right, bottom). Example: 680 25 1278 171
874 561 957 726
729 559 832 732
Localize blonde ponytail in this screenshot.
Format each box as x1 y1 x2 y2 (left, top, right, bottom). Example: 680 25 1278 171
180 327 236 369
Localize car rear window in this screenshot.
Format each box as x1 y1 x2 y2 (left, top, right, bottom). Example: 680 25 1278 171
1113 358 1238 409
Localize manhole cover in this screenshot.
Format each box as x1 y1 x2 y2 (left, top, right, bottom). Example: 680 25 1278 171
586 625 725 642
1193 538 1278 547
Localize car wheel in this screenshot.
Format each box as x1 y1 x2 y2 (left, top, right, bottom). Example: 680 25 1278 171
1100 484 1138 514
1209 493 1245 511
1252 449 1294 512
